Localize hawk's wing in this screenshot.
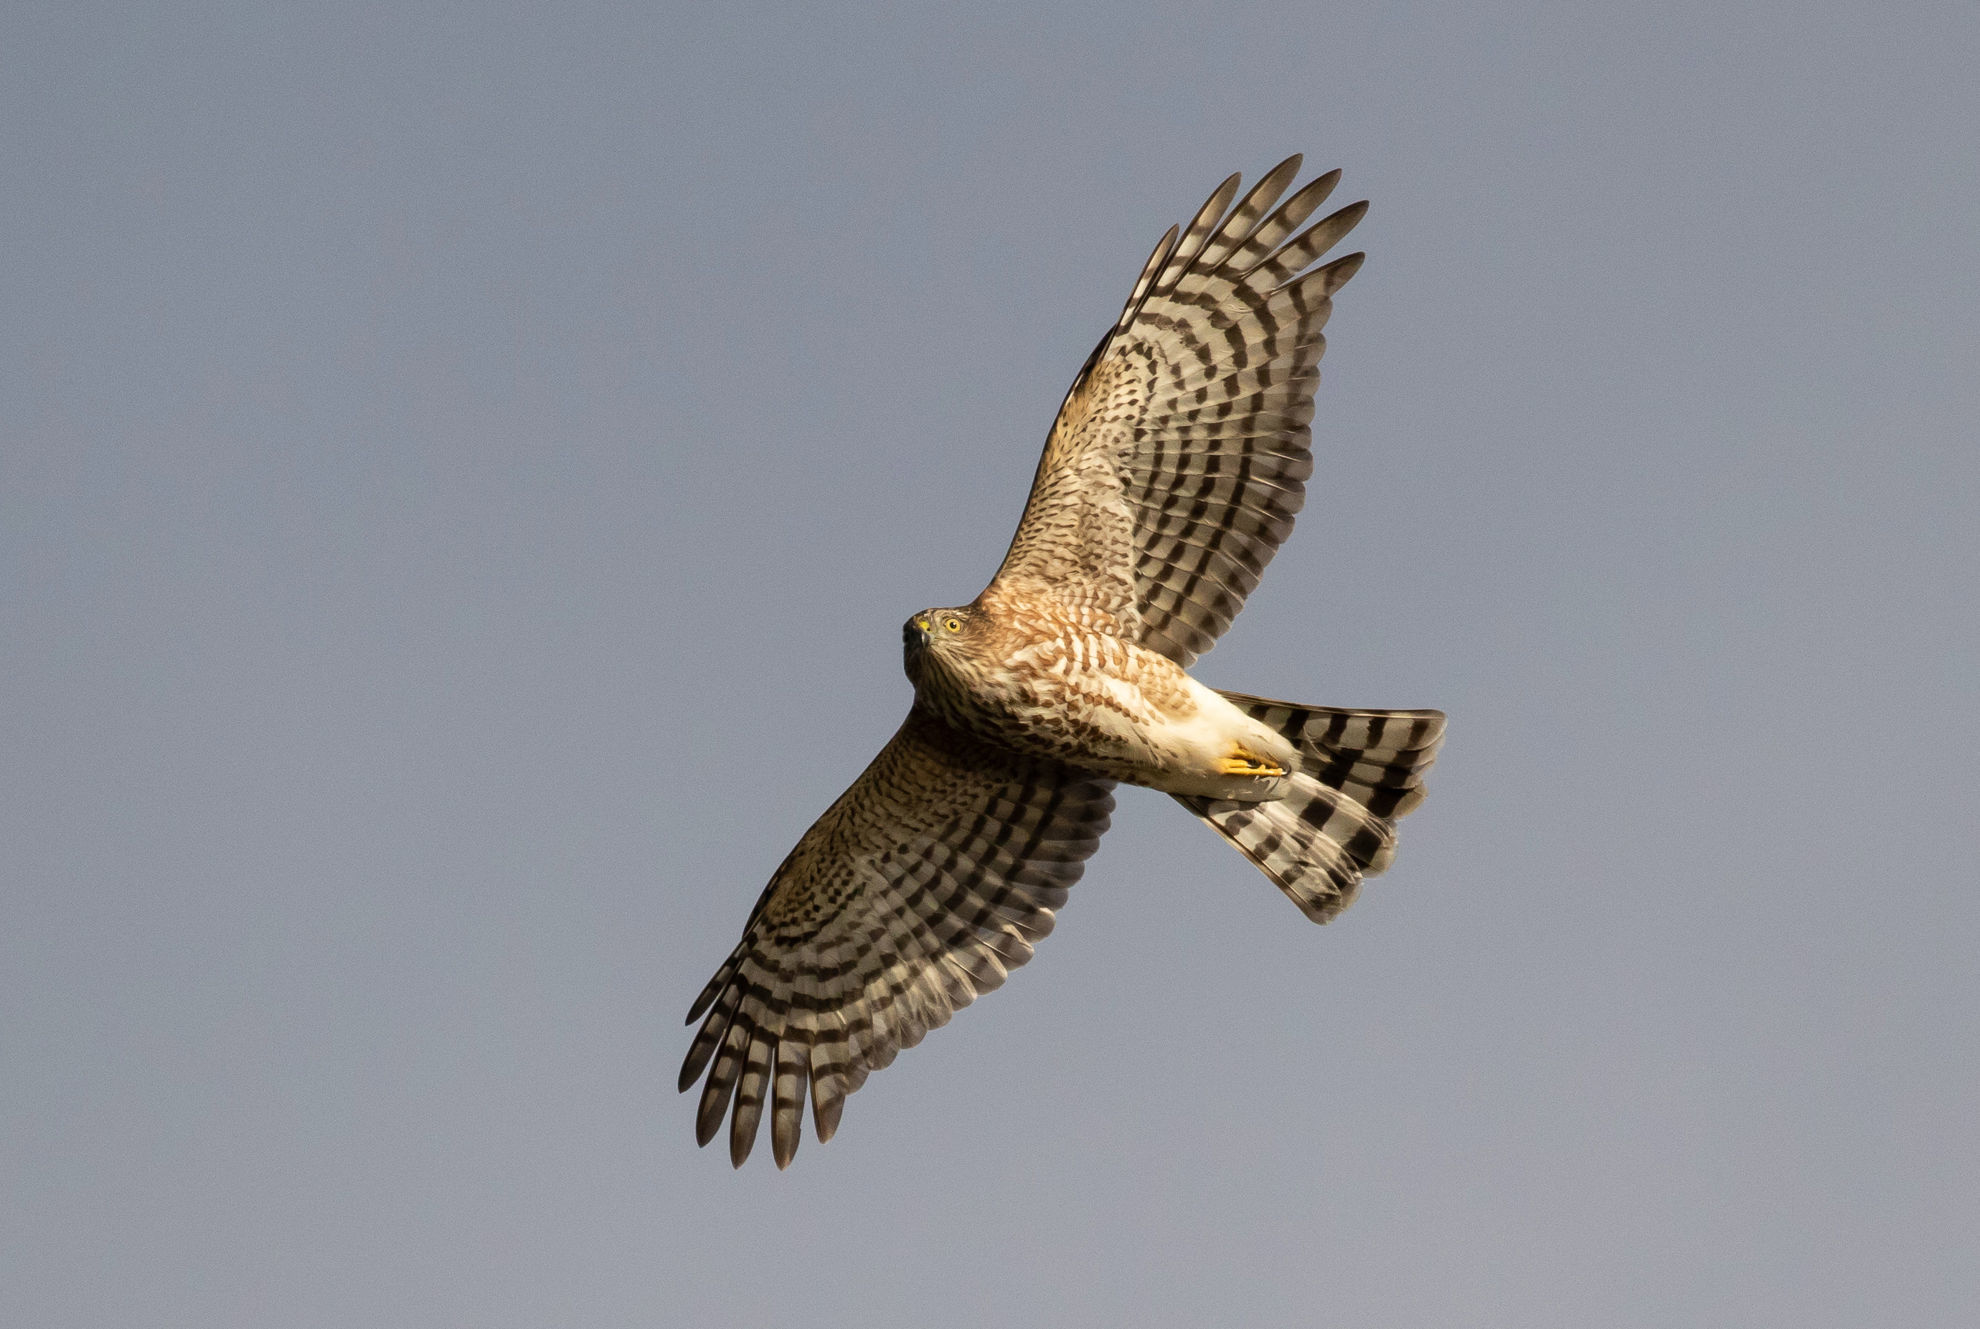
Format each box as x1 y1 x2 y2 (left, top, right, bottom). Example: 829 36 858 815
985 157 1366 665
680 710 1115 1167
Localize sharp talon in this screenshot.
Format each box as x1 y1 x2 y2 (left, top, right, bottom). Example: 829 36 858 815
1216 747 1286 778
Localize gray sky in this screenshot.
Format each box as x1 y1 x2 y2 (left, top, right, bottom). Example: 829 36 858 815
6 2 1977 1325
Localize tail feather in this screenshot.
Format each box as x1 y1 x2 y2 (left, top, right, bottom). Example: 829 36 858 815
1219 692 1446 816
1179 695 1445 922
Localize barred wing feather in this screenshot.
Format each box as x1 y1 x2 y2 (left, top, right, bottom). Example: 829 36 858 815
680 710 1114 1167
988 156 1367 665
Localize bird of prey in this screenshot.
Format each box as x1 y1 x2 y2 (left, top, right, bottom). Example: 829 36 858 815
682 156 1445 1168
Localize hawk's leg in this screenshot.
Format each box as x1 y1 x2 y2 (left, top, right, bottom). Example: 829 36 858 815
1215 745 1287 778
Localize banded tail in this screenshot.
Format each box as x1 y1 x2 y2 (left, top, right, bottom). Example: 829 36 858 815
1176 693 1446 922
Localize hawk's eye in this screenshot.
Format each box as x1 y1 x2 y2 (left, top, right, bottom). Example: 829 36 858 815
943 616 963 633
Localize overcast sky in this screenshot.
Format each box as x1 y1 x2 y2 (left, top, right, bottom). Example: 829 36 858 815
6 3 1977 1325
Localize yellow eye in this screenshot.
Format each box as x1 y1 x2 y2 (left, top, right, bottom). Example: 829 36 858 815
943 616 963 633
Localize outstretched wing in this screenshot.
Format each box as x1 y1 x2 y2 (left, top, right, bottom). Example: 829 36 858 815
681 710 1115 1167
986 156 1366 665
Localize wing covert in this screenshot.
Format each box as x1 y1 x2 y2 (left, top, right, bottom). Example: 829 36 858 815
680 709 1115 1167
987 157 1366 664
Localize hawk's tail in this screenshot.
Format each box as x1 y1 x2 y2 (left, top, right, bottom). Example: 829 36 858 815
1175 695 1445 922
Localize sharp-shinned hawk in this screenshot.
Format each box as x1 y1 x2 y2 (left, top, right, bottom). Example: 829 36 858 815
682 157 1446 1167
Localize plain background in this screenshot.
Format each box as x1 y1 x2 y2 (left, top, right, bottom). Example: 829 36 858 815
6 3 1977 1325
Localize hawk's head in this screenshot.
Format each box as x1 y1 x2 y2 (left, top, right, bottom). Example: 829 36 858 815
902 606 972 681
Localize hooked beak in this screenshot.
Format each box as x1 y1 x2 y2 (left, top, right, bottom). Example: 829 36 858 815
902 615 932 677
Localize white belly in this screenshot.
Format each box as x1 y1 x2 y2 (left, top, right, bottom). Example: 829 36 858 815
1127 674 1296 800
1050 666 1293 800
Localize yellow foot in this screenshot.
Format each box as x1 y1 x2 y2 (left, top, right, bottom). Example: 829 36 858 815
1215 746 1286 778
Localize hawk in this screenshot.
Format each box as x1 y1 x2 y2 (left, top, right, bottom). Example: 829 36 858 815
682 157 1445 1167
